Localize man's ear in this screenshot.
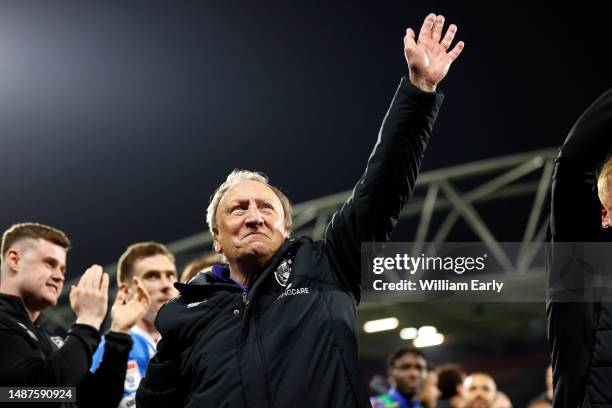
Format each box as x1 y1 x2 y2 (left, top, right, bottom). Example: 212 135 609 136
602 207 610 229
5 249 21 273
212 230 223 254
119 282 133 300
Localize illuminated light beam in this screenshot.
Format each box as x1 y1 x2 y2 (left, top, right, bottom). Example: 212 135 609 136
399 327 418 340
413 333 445 348
363 317 399 333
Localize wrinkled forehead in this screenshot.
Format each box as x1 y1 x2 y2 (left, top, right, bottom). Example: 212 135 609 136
220 180 283 209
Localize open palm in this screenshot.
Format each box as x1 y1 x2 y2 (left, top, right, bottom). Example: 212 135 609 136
110 280 151 333
404 13 464 92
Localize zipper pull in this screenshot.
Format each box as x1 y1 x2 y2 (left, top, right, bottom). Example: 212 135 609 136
242 292 249 306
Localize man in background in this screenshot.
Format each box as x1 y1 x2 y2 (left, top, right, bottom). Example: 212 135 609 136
0 222 148 407
436 363 466 408
180 252 224 283
371 347 429 408
91 241 177 407
463 373 497 408
547 86 612 406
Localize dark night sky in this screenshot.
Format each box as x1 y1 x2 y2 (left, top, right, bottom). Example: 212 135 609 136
0 1 610 279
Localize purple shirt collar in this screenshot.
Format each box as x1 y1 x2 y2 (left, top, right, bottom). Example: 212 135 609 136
210 264 248 293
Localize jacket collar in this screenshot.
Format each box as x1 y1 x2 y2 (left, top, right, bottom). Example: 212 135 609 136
174 238 302 299
0 293 37 327
0 293 29 318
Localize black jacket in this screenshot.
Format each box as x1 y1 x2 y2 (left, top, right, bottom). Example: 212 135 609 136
0 293 133 408
136 76 444 408
547 86 612 407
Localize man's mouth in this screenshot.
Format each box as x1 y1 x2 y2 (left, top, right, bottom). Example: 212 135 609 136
244 231 268 239
46 284 59 293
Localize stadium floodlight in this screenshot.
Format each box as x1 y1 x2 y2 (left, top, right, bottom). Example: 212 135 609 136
363 317 399 333
399 327 418 340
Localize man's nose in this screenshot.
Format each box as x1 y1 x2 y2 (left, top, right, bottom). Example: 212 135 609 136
52 268 65 282
160 274 174 289
245 207 264 226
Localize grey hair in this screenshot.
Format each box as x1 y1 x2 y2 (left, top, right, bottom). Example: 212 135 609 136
206 169 293 236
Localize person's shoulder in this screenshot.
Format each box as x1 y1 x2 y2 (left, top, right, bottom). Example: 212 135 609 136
128 334 154 365
369 393 398 407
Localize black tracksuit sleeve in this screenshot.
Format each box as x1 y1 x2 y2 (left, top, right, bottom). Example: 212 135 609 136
76 331 132 408
323 76 444 301
548 87 612 408
551 86 612 242
0 323 99 386
136 332 183 407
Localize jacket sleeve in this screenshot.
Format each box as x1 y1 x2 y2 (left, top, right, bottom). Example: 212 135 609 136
77 331 132 408
0 323 99 386
547 87 612 408
323 76 444 301
550 86 612 242
135 334 184 407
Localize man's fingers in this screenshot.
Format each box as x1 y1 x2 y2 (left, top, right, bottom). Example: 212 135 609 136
69 285 77 302
100 272 109 295
81 264 102 290
432 15 445 42
404 28 416 51
113 289 127 307
448 41 465 61
76 267 91 289
418 13 436 40
405 27 415 43
440 24 457 50
91 265 103 290
136 284 151 306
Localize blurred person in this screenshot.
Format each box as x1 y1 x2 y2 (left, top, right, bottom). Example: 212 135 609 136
547 85 612 406
419 368 440 408
437 363 466 408
137 12 465 408
544 365 553 402
0 222 149 407
370 373 391 397
180 252 224 283
531 365 553 404
371 347 429 408
463 373 497 408
492 391 512 408
91 241 177 408
528 399 552 408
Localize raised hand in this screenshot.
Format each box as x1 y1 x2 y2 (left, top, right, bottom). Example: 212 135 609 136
110 277 151 334
70 265 109 330
404 13 465 92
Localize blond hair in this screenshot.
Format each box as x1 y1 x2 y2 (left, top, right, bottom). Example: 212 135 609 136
598 158 612 207
117 242 175 286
